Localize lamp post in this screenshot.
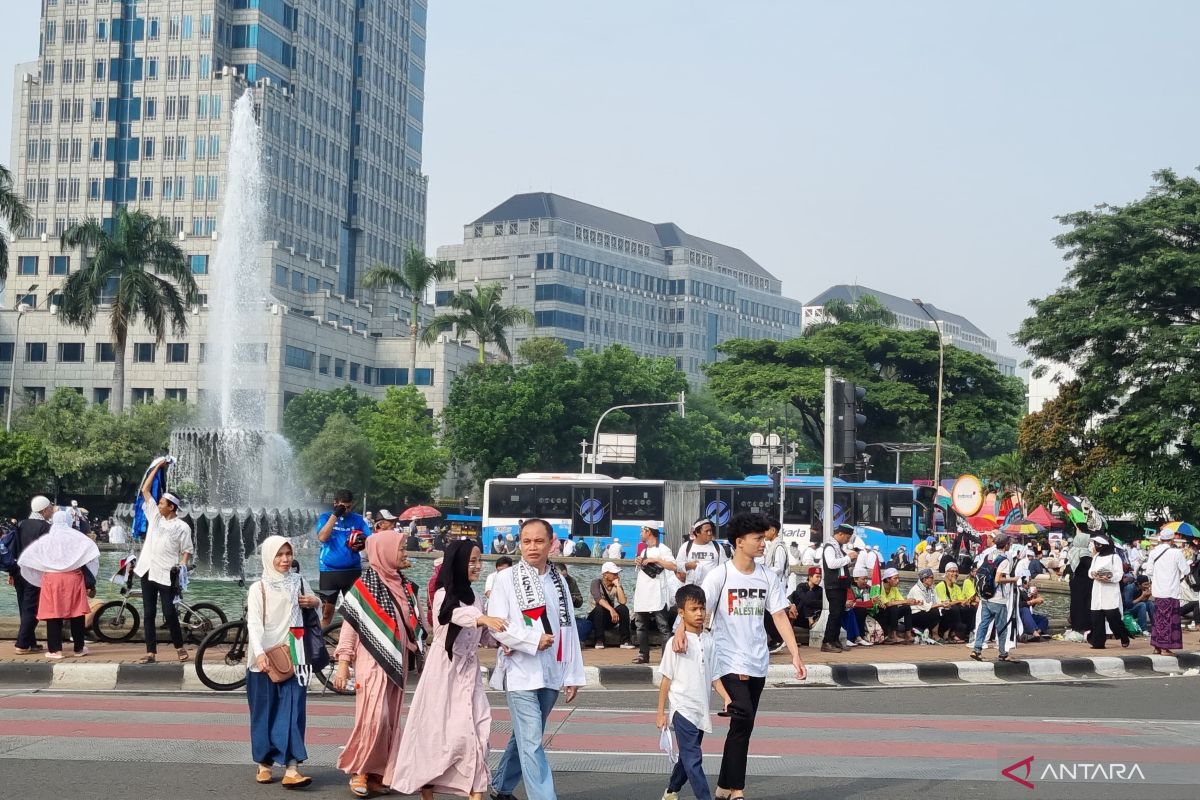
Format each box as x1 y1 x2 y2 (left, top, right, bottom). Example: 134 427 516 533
913 299 945 492
6 302 32 433
588 393 685 473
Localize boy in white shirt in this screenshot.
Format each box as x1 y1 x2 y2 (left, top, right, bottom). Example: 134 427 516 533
656 584 732 800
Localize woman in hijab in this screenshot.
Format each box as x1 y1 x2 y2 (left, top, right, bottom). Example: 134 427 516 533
17 510 99 659
390 538 508 800
1066 526 1094 635
332 529 419 797
246 536 319 787
1087 535 1130 650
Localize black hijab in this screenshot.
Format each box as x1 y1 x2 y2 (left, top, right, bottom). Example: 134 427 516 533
436 538 478 659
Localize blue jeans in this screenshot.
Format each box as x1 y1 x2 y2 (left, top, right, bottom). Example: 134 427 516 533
668 711 712 800
1126 601 1152 632
973 600 1011 657
493 688 559 800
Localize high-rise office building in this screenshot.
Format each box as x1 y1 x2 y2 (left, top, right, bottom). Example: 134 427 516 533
435 192 805 381
1 0 472 428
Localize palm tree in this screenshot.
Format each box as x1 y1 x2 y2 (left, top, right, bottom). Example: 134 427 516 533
0 163 33 280
360 245 456 378
59 208 199 413
423 283 534 364
806 295 897 334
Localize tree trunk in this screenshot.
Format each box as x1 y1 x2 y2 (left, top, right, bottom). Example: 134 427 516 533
113 341 126 414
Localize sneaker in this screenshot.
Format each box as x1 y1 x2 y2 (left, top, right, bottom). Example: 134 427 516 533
45 652 64 660
491 792 516 800
619 642 636 649
13 645 43 655
73 647 90 658
769 642 786 654
632 654 649 664
662 791 680 800
594 642 606 649
844 639 858 647
855 637 874 647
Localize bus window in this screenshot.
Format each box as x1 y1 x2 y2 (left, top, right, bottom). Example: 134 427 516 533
887 489 916 535
813 491 852 529
854 490 886 528
534 484 572 519
782 489 811 525
613 485 664 522
489 485 535 519
733 487 776 516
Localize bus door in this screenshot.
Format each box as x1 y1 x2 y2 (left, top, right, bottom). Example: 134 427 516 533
571 484 612 545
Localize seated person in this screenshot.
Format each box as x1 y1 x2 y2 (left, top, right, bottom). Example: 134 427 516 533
877 567 915 644
934 562 973 643
1121 574 1153 634
588 561 634 649
786 567 824 645
906 568 946 639
846 569 878 647
887 546 914 571
1018 585 1051 640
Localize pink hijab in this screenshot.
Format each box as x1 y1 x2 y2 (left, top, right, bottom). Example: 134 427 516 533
364 530 414 636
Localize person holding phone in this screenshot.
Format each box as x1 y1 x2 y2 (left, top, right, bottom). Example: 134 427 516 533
316 489 371 627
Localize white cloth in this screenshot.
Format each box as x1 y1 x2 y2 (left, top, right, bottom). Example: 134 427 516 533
633 544 674 613
562 538 576 557
799 545 819 567
107 524 127 544
247 535 316 668
674 540 724 586
604 542 624 560
906 581 938 612
1088 553 1124 611
488 561 585 692
701 562 788 678
822 542 852 571
17 511 100 588
763 538 788 582
659 630 717 733
132 504 193 586
1146 544 1189 600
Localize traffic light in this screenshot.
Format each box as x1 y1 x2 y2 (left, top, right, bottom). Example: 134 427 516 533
833 380 867 469
769 467 783 492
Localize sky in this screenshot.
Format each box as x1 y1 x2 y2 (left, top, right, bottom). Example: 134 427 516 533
5 1 1200 361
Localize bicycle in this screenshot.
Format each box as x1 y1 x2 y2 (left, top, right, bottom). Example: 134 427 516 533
91 562 226 645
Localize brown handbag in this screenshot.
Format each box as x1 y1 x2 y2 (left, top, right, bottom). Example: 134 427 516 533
260 583 295 683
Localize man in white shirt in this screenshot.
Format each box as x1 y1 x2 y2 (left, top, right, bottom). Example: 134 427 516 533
632 526 676 665
604 537 624 560
107 518 127 545
484 555 514 610
970 533 1018 662
133 459 194 664
674 519 725 586
820 524 858 652
1147 530 1189 655
561 533 577 558
489 519 585 800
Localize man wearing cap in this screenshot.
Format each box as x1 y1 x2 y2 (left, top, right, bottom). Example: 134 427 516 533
632 526 676 664
675 518 726 586
373 508 398 532
9 496 55 654
133 459 194 663
820 524 858 652
1146 529 1189 655
588 561 634 649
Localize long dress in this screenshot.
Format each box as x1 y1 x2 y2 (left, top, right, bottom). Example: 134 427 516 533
390 590 494 796
335 621 409 779
1068 555 1093 632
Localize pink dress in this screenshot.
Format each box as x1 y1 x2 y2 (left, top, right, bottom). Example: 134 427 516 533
335 621 409 779
38 570 90 620
390 590 494 795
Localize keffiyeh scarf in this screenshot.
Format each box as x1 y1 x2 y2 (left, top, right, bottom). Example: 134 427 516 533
513 559 571 661
342 567 408 688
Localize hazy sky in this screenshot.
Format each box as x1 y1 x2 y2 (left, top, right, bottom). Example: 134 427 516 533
6 1 1200 360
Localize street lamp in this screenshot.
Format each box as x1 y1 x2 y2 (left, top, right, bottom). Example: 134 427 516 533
6 301 33 433
913 299 945 492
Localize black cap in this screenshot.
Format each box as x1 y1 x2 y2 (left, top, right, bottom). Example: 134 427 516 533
835 523 854 536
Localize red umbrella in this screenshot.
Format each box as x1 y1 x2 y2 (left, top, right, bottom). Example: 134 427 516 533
398 505 442 521
966 515 1000 531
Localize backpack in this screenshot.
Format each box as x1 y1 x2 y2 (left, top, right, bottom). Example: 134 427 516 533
976 554 1007 600
0 527 18 574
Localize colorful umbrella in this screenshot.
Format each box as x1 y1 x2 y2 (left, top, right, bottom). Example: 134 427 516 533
1001 520 1045 536
398 505 442 521
966 515 1000 531
1052 490 1088 525
1161 521 1199 538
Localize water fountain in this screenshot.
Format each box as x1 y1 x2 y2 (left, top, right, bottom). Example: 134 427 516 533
167 90 316 573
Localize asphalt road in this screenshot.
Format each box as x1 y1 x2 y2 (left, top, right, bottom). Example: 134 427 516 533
1 677 1197 800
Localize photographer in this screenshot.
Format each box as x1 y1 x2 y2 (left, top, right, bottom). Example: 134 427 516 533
315 489 371 627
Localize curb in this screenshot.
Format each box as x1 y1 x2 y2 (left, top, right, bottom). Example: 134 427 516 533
2 652 1197 692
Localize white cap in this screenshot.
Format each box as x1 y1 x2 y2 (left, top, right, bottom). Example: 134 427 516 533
882 567 899 580
851 564 869 578
31 496 52 513
601 561 621 575
377 509 397 520
160 492 182 509
1158 531 1175 542
71 499 79 507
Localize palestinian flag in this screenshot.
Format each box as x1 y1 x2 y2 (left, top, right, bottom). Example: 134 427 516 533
1053 490 1088 526
869 553 882 601
287 626 311 686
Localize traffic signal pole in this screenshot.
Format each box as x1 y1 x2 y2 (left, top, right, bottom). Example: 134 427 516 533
823 367 834 544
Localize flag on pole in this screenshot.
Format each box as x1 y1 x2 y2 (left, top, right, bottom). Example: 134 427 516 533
1053 490 1088 526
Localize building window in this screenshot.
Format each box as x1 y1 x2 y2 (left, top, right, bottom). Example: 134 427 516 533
131 388 155 404
95 342 115 362
166 343 189 364
57 342 84 363
25 387 46 405
133 343 155 363
413 368 433 386
190 255 208 274
25 343 47 363
49 256 70 275
349 362 360 382
0 343 13 362
284 345 315 370
93 387 111 405
17 256 37 276
334 358 345 378
318 354 330 375
165 388 187 403
363 366 374 385
377 368 408 386
274 265 288 286
291 271 303 291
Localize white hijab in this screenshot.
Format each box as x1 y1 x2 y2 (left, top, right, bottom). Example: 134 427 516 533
18 510 100 587
258 535 302 629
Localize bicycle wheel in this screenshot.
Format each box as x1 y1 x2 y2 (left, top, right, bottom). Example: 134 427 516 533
312 622 356 696
182 601 227 644
92 600 140 643
195 620 249 691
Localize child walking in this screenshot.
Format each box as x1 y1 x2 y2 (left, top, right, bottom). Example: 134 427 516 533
656 584 732 800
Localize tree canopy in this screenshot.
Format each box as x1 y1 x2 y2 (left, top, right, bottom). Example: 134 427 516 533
298 413 374 502
357 387 448 504
282 386 378 451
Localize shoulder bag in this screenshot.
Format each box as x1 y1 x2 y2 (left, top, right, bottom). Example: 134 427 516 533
260 583 295 683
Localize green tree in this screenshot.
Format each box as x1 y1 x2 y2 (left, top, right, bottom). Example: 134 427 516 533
360 246 456 379
356 387 448 505
0 430 49 512
1017 382 1118 509
981 451 1029 501
298 413 374 502
58 209 199 413
805 295 897 334
0 163 32 278
705 323 1024 478
1084 462 1187 526
425 283 534 364
516 336 569 366
282 386 378 451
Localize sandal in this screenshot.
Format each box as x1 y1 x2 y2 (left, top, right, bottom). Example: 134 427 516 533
177 648 189 662
350 774 370 797
969 651 983 661
998 654 1020 663
256 765 274 784
137 654 156 664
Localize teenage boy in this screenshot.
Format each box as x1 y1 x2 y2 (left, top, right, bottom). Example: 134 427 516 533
656 584 733 800
673 512 806 800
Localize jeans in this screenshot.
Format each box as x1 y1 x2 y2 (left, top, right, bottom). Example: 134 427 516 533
668 711 712 800
140 574 183 654
717 674 765 791
637 609 671 659
493 688 559 800
13 574 40 649
973 601 1012 657
841 606 861 640
588 603 631 645
46 616 86 654
1125 601 1152 632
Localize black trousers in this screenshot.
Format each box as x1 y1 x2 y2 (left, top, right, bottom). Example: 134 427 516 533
13 574 41 649
1089 607 1130 649
823 589 847 645
140 574 183 653
764 611 782 647
46 616 86 655
879 604 911 636
911 609 940 635
589 603 631 645
938 605 973 638
636 609 671 658
717 673 766 791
